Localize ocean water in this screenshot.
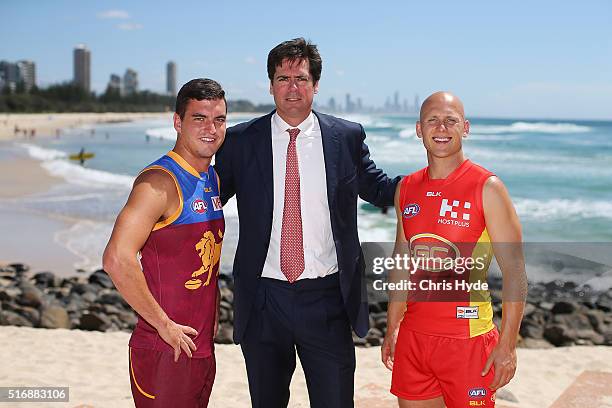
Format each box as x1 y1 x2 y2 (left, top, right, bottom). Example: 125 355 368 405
3 113 612 276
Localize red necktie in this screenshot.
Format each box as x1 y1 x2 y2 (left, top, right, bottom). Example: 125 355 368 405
280 128 305 282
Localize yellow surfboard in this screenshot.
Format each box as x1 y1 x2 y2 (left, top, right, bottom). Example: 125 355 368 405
69 152 95 161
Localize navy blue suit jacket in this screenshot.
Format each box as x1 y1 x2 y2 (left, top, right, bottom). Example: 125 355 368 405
215 111 399 343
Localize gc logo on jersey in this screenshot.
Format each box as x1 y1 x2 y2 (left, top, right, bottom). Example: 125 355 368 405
403 203 420 219
191 199 208 214
409 233 461 272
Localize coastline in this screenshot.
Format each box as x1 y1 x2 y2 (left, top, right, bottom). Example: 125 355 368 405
0 112 171 141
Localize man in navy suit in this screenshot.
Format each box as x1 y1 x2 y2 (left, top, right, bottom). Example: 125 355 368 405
214 38 399 408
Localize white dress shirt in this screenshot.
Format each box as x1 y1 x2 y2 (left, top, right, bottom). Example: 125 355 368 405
261 112 339 280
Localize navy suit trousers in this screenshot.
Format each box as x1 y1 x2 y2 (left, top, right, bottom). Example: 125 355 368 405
240 274 356 408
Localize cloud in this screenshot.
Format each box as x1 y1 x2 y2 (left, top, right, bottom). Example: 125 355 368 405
117 23 143 31
244 56 257 65
97 10 130 19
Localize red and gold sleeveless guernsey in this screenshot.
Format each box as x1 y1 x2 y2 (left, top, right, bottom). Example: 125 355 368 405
399 159 495 339
129 151 224 358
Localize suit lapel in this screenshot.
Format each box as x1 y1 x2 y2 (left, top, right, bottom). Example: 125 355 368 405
315 111 340 208
250 112 274 207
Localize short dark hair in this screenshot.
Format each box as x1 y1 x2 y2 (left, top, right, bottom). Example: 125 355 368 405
175 78 226 120
267 38 322 84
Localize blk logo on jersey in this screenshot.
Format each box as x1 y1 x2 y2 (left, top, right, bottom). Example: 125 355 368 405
403 203 420 219
426 191 441 197
191 199 208 214
211 196 222 211
438 198 471 228
457 306 479 319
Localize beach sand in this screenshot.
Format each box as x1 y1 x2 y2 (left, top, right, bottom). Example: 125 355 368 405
0 113 170 141
0 326 611 407
0 154 84 273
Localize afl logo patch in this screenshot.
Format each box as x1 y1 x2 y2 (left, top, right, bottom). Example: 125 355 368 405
403 203 420 219
191 199 207 214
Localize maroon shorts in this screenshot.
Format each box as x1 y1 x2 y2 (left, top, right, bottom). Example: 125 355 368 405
129 347 216 408
391 328 499 407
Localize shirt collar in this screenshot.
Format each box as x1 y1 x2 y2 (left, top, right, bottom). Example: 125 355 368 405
272 111 318 138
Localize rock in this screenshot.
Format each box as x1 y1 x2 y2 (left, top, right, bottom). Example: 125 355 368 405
539 301 554 311
0 310 34 327
71 283 100 296
98 291 128 308
64 294 88 313
596 289 612 312
8 263 29 274
33 272 60 288
78 312 111 331
118 311 138 328
103 304 122 315
586 309 606 333
552 313 593 332
519 338 554 349
365 328 383 346
0 287 21 302
520 321 544 339
551 301 579 314
17 283 45 308
40 305 70 329
218 307 230 323
496 388 519 403
603 329 612 346
352 333 367 347
0 265 17 276
219 286 233 304
88 270 115 289
575 329 605 345
81 292 97 303
368 303 382 314
214 323 234 344
16 306 40 325
523 303 537 317
543 324 576 346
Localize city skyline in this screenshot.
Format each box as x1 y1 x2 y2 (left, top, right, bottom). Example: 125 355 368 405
1 1 611 119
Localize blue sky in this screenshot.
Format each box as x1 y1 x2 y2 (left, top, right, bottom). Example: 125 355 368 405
1 0 611 119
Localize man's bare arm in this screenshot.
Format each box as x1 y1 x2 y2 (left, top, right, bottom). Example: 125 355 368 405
102 170 197 362
381 181 409 370
481 176 527 390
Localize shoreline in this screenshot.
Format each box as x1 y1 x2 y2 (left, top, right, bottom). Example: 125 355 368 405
0 112 171 141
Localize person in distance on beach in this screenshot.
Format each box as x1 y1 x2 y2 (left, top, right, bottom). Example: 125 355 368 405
381 92 527 407
103 78 227 407
214 37 399 408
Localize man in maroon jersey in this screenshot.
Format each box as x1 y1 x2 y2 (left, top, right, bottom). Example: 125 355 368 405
103 78 227 407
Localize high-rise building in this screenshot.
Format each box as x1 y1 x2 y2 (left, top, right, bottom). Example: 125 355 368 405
108 74 121 92
166 61 177 95
0 61 18 91
345 93 353 113
328 97 336 111
17 60 36 91
123 68 138 95
0 60 35 92
414 94 420 113
73 44 91 92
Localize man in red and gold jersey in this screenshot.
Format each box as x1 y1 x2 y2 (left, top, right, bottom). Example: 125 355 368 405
381 92 527 408
103 79 227 407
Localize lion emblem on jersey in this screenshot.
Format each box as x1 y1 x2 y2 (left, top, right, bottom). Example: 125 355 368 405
184 229 224 290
